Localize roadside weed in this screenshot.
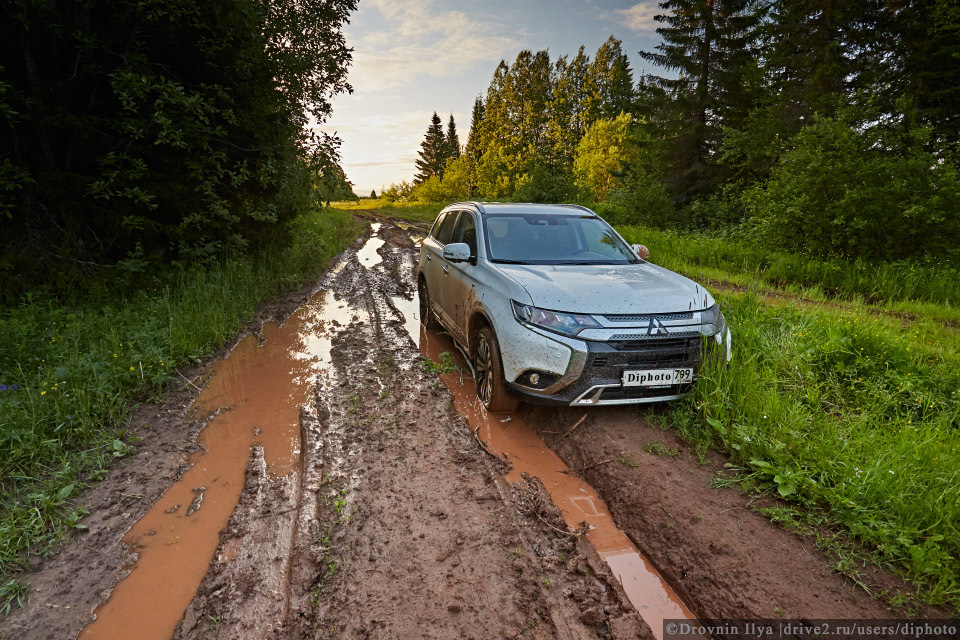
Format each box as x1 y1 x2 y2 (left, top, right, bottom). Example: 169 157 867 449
0 579 27 614
643 441 680 457
618 452 640 467
422 351 459 375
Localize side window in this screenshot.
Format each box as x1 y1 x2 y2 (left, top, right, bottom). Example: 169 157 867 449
428 212 448 241
434 211 460 245
453 212 477 256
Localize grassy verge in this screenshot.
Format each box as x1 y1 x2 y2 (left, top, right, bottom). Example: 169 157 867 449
623 213 960 609
334 199 445 223
0 207 364 606
662 289 960 610
617 225 960 312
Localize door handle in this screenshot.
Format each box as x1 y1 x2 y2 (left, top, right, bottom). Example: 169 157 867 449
425 254 432 261
442 265 449 274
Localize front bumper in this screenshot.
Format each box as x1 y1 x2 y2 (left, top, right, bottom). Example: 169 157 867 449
507 328 731 407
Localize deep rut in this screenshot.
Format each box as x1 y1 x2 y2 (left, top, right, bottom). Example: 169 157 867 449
172 219 650 639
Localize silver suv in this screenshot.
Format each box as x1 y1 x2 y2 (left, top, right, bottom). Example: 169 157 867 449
417 202 731 412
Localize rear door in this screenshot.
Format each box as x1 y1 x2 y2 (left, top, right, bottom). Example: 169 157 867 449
441 210 479 345
421 210 460 329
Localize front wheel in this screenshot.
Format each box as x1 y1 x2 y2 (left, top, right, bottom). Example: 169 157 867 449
418 279 440 330
474 326 519 413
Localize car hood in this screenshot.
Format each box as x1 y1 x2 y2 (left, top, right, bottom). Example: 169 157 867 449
495 262 714 314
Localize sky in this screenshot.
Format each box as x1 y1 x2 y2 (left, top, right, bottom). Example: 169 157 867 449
316 0 666 196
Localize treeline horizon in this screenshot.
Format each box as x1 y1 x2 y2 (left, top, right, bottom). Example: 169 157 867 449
392 0 960 262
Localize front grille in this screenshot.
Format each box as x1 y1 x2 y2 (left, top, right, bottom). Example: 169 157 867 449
603 312 694 322
588 336 704 372
609 331 700 341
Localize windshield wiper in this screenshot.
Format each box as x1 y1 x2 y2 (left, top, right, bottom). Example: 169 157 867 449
568 261 616 265
491 259 531 264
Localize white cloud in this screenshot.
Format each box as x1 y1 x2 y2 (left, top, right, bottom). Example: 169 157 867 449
317 109 467 194
346 0 522 93
613 2 660 34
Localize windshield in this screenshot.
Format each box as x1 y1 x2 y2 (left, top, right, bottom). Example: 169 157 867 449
482 213 640 265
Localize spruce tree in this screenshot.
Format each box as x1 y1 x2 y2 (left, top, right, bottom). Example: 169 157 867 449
445 114 461 161
639 0 764 202
585 37 636 122
892 0 960 153
414 112 447 184
465 97 485 159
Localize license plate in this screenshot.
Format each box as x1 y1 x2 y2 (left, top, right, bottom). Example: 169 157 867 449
622 368 694 387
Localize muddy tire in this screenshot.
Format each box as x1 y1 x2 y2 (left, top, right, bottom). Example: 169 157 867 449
418 279 440 330
474 326 519 413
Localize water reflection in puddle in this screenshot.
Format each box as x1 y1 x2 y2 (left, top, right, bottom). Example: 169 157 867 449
80 290 359 640
419 328 697 639
357 223 384 269
391 295 421 348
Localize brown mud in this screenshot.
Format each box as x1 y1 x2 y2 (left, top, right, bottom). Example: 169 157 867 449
420 329 695 639
523 408 950 621
2 214 949 640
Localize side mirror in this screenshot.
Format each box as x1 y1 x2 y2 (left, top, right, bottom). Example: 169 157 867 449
442 242 472 263
632 244 650 260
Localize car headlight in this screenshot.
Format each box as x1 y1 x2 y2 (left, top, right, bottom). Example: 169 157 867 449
511 301 601 337
701 304 726 334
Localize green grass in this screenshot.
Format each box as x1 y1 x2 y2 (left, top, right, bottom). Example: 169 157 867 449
617 225 960 312
334 198 445 223
0 207 363 598
665 290 960 610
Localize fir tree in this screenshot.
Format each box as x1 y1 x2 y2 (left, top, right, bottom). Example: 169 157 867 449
465 96 485 159
585 36 636 122
639 0 764 202
891 0 960 153
414 112 447 184
445 114 461 161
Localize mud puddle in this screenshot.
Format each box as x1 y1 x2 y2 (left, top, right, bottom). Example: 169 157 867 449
80 236 379 638
418 328 697 639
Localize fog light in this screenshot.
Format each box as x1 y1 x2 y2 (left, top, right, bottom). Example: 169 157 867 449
529 373 540 385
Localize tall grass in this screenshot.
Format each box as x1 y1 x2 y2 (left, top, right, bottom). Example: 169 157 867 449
617 225 960 309
334 199 445 223
0 207 363 592
671 292 960 609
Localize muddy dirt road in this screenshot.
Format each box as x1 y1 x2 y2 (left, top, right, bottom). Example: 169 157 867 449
2 216 942 640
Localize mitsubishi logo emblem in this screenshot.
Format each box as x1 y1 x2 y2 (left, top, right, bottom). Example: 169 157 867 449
646 317 668 336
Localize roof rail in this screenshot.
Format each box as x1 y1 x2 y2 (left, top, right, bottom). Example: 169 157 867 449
561 203 595 214
448 201 486 214
467 201 486 214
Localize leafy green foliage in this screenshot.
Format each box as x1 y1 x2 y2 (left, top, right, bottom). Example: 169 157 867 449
0 0 357 296
743 114 960 259
574 115 636 202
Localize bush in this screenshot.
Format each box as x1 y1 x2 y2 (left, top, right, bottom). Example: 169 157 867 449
512 163 580 203
744 115 960 259
381 181 414 202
